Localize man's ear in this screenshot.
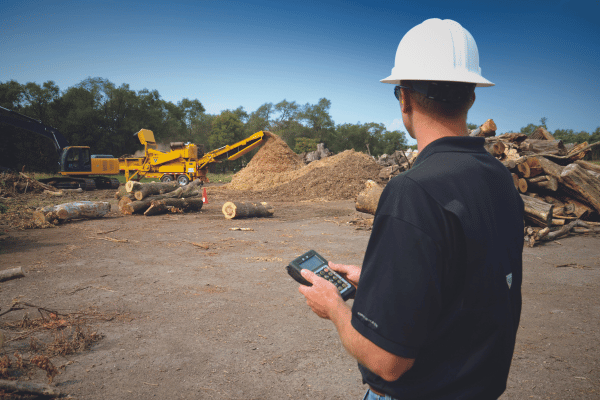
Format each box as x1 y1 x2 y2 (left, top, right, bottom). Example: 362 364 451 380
401 88 411 113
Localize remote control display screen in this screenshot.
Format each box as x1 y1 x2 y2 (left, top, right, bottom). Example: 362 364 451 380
299 255 324 270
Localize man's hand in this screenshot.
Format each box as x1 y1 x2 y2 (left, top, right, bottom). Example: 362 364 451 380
328 262 361 288
299 269 345 320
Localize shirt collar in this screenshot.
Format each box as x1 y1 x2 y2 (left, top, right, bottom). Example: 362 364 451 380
413 136 486 167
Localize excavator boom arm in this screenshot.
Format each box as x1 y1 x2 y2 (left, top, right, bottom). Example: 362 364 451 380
0 106 70 152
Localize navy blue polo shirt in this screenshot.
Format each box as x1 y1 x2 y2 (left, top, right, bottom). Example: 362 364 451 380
351 136 524 399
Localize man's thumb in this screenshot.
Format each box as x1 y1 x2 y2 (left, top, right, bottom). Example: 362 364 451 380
300 268 315 283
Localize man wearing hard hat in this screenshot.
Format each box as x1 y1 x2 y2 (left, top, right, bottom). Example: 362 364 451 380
299 19 524 399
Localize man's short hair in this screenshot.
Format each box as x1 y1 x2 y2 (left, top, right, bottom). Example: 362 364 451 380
402 80 475 119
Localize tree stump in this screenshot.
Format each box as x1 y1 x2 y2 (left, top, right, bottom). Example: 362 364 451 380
222 201 274 219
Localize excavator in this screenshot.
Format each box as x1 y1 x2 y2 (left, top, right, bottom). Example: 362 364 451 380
119 129 265 184
0 106 120 190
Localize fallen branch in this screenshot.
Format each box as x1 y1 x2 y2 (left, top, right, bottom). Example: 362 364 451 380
526 219 600 246
0 379 60 397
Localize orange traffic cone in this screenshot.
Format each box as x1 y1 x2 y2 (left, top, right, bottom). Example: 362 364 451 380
202 187 208 204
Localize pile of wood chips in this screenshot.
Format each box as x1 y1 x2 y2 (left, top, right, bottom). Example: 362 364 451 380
227 132 381 200
228 131 305 191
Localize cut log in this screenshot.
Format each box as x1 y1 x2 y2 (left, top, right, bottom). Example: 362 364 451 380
222 201 274 219
125 180 142 193
144 202 169 216
485 140 505 157
355 180 384 215
497 132 528 143
118 196 133 214
529 126 555 141
469 119 497 137
518 178 528 193
502 159 517 170
566 142 589 161
517 162 530 178
528 175 558 191
33 201 111 225
121 188 188 214
115 185 135 200
181 179 203 197
0 380 59 397
537 156 564 180
519 139 567 156
521 194 554 227
0 266 25 282
574 159 600 174
559 163 600 213
511 173 519 189
133 181 180 200
151 198 204 213
525 157 543 178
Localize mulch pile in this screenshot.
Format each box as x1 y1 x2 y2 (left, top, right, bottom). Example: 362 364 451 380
226 132 381 201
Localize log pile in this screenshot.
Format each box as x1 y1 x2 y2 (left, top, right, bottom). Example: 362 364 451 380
481 127 600 240
118 179 204 216
376 150 418 181
355 121 600 246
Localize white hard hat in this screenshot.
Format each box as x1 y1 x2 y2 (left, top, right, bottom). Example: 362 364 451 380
381 18 494 87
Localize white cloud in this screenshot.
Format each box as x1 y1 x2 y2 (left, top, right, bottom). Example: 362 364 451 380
386 118 404 132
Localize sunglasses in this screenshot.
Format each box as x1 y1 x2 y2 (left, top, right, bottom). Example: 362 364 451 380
394 85 413 101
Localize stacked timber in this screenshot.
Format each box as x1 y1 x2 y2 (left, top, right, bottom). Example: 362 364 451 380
118 179 204 216
355 120 600 246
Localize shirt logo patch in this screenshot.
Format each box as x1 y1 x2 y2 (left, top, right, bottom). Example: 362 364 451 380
357 312 379 330
506 273 513 289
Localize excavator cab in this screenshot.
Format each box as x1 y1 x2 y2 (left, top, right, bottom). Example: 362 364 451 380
61 146 92 172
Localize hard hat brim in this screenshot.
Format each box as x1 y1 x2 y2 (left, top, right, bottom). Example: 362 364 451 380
380 71 495 87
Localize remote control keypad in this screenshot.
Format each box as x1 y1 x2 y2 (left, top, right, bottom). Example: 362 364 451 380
316 267 349 291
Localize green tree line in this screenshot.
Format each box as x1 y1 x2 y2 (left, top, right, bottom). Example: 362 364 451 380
1 79 598 173
0 78 409 172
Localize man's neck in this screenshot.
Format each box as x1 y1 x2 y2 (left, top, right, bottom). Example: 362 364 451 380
413 115 469 152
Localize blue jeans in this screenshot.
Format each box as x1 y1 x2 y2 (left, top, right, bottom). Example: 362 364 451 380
363 389 398 400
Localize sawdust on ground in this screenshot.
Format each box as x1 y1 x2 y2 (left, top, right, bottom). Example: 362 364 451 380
226 132 381 201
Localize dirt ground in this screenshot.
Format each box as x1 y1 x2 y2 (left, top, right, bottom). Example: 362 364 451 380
0 187 599 399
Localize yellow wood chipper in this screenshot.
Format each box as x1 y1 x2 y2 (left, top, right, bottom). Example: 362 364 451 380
118 129 265 185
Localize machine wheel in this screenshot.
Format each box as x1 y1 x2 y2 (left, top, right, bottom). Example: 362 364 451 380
160 174 174 182
177 175 190 186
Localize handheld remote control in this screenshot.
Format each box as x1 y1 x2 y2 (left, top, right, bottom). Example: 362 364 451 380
287 250 355 301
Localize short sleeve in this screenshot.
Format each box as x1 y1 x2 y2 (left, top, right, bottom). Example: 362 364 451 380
351 211 444 359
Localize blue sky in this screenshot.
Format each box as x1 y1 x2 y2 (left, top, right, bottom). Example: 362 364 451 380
1 0 599 146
